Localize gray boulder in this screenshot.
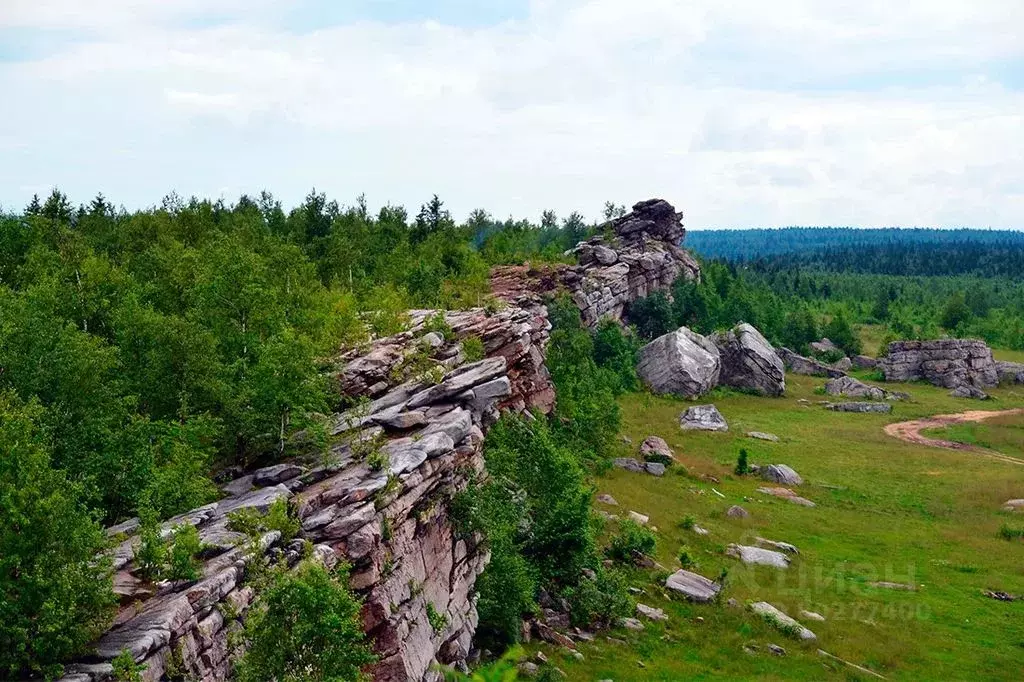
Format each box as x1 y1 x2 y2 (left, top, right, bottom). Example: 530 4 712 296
824 376 887 400
679 404 728 432
996 361 1024 384
778 347 846 378
665 569 722 602
640 436 675 462
950 385 989 400
832 356 853 372
809 338 841 356
637 327 720 398
852 355 877 369
827 402 892 413
749 602 817 640
727 544 791 569
760 464 802 486
711 323 785 396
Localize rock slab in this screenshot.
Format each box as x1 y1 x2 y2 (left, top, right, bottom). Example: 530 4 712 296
637 327 721 398
679 404 729 432
711 323 786 396
665 569 722 602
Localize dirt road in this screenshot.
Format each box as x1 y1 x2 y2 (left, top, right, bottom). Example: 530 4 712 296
884 409 1024 465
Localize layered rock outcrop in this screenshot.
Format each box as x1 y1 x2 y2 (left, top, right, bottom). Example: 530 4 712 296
711 323 785 396
490 199 700 328
878 339 999 388
778 347 847 379
57 309 553 682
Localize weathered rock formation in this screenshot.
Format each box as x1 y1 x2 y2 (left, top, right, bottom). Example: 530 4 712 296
490 199 700 328
760 464 803 486
827 402 893 414
711 323 785 396
809 338 841 356
878 339 999 388
57 308 553 682
636 327 721 398
852 355 877 370
778 347 847 378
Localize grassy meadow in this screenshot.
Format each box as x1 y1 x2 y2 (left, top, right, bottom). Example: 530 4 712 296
529 372 1024 681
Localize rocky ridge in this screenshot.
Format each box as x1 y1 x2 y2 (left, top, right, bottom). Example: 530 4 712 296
57 199 704 682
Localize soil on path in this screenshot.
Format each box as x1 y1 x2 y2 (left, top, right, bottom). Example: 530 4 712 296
884 409 1024 465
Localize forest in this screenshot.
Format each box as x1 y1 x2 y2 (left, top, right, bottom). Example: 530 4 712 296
2 188 1022 679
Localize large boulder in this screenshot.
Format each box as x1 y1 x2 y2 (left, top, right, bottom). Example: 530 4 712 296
852 355 878 370
679 404 728 432
879 339 999 388
637 327 720 398
711 323 785 396
760 464 803 486
996 361 1024 385
665 569 722 602
778 347 847 378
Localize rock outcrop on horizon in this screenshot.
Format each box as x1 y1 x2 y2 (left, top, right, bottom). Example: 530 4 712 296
878 339 999 388
490 199 700 328
711 323 786 396
636 327 721 398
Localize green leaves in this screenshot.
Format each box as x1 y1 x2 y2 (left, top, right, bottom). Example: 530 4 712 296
0 392 116 679
234 561 376 682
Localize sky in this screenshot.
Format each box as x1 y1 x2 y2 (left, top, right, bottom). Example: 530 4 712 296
1 0 1022 228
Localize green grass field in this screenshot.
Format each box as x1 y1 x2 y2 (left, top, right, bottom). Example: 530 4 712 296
922 414 1024 458
532 374 1024 681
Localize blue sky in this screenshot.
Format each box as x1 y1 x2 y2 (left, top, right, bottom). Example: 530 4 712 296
1 0 1022 228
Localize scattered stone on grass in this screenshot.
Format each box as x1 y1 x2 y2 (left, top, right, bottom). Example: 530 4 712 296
597 493 619 506
983 590 1020 602
640 436 675 461
748 431 780 442
628 511 650 525
757 487 817 507
613 457 666 476
665 569 722 602
636 604 669 621
756 537 799 554
693 525 710 536
645 462 666 476
620 617 645 631
760 464 803 486
727 544 791 569
679 404 729 432
869 581 916 591
1003 499 1024 511
827 402 893 413
726 505 750 518
768 643 787 656
749 602 817 641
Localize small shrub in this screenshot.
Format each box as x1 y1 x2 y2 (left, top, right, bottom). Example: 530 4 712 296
227 498 300 544
565 567 633 629
677 546 697 569
111 649 145 682
643 452 673 467
422 312 453 340
679 515 696 531
367 448 388 472
166 524 204 583
461 336 485 363
606 520 656 564
734 449 750 476
136 513 169 581
426 602 449 634
999 525 1024 541
234 561 376 682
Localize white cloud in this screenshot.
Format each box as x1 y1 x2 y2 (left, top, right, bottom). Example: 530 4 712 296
1 0 1022 227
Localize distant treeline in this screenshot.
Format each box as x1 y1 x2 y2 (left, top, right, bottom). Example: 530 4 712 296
687 227 1024 263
